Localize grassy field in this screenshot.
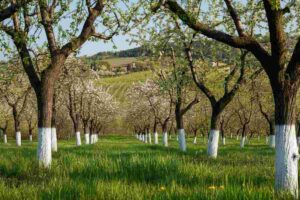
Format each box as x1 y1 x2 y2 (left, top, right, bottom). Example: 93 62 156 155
0 135 295 200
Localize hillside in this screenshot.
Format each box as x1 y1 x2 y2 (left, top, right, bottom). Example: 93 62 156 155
97 70 153 102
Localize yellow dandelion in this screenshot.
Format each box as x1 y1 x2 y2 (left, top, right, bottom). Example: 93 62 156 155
208 185 216 190
219 185 225 190
159 186 166 191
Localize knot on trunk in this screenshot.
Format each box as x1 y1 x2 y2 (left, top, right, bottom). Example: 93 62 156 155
292 153 300 161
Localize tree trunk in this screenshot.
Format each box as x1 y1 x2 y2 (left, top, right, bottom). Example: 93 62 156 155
162 123 168 147
83 121 90 145
273 88 299 197
36 76 55 168
51 95 58 152
3 133 7 144
29 128 33 142
269 120 275 148
240 125 247 148
207 109 221 158
15 120 21 147
176 111 186 151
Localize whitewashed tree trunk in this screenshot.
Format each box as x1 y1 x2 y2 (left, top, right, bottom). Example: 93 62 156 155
76 131 81 146
37 128 52 168
236 135 239 140
269 135 275 148
230 134 233 138
135 134 138 139
275 125 299 197
178 129 186 152
29 135 33 142
3 134 7 144
207 130 219 158
145 133 148 143
85 133 89 144
148 133 152 144
258 136 260 140
193 137 197 144
163 132 168 147
240 137 246 148
16 132 21 146
176 135 178 141
266 136 269 144
154 132 158 144
51 128 57 152
138 134 142 141
222 137 226 145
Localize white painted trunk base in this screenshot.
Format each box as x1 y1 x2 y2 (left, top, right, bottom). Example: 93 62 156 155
230 134 233 138
3 134 7 144
176 136 178 141
275 125 298 197
269 135 275 148
178 129 186 152
222 137 226 145
139 134 142 141
37 128 52 168
154 132 158 144
193 137 197 144
236 135 239 140
144 134 148 143
16 132 21 146
76 132 81 146
51 128 57 152
85 133 90 144
148 133 152 144
135 134 138 139
240 137 246 148
29 135 33 142
266 136 269 145
207 130 219 158
163 132 168 147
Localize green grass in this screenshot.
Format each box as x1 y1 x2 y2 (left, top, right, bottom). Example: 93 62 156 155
0 135 295 200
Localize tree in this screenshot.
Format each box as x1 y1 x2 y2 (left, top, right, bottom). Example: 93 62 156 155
0 103 10 144
153 0 300 195
0 61 31 146
1 0 135 167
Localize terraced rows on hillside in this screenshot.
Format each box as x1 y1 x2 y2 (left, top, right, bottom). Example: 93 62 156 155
97 71 153 103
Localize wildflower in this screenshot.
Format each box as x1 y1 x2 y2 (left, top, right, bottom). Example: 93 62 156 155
208 185 216 190
159 186 166 191
219 185 225 190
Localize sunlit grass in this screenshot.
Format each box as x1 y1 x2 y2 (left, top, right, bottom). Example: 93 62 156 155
0 135 295 200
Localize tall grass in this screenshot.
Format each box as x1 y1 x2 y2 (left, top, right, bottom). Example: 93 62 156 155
0 135 295 199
